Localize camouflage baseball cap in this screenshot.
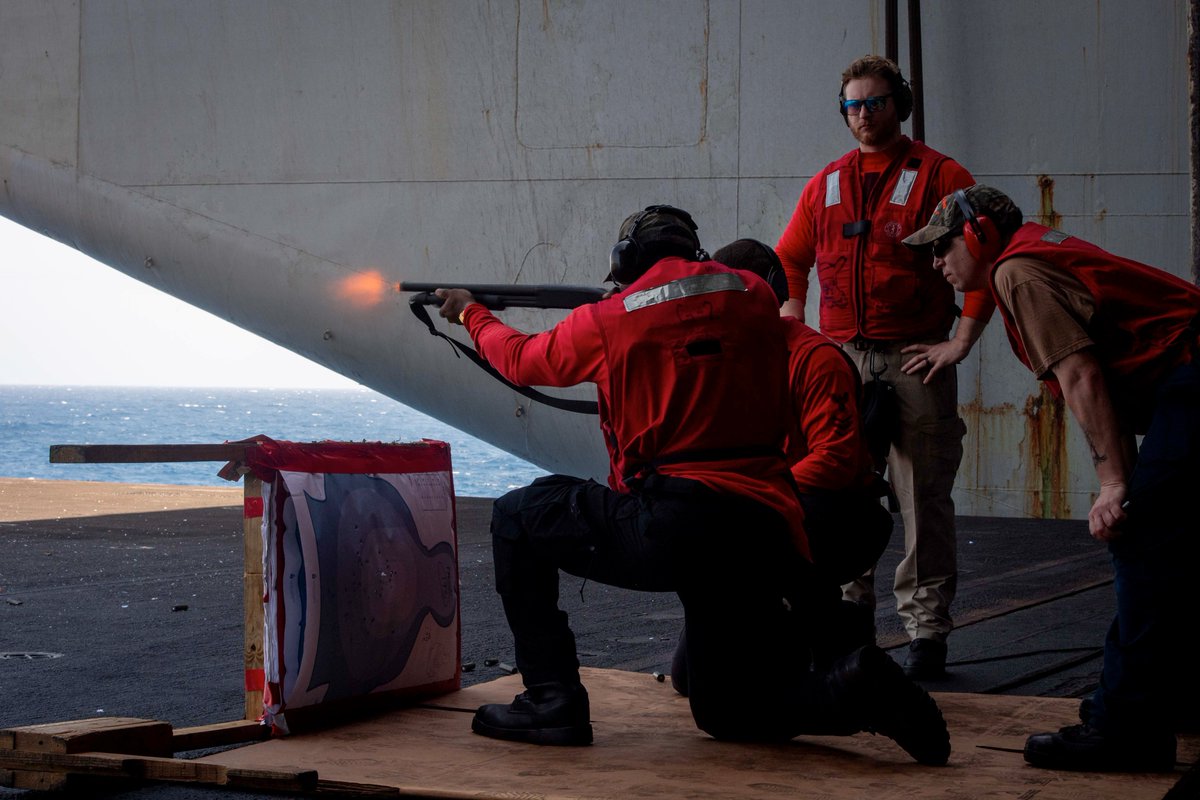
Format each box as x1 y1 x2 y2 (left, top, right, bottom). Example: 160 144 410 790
903 184 1022 248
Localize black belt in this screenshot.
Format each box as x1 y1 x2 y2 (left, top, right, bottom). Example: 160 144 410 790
624 444 785 488
847 336 943 352
848 336 904 352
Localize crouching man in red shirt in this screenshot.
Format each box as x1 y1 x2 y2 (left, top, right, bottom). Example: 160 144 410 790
714 238 892 595
670 238 893 692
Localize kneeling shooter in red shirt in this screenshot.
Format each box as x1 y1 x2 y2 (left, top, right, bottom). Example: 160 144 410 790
434 206 949 764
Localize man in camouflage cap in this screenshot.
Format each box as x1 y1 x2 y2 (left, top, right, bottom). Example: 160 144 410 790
906 183 1200 772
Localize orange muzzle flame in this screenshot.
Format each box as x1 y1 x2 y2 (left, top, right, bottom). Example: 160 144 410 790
336 270 393 308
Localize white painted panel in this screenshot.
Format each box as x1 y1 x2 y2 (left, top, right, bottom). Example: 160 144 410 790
0 0 79 167
78 0 522 184
515 0 708 149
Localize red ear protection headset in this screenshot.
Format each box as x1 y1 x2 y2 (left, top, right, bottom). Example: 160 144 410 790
953 189 1002 262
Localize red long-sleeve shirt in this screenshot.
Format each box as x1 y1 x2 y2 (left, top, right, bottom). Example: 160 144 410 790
461 256 810 558
782 318 875 493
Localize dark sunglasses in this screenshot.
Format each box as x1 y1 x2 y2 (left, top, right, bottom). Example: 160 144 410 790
931 234 961 258
841 94 892 115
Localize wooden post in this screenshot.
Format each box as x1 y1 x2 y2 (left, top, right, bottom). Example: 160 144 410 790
242 473 265 721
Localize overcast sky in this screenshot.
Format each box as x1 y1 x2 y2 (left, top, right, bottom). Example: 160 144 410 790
0 216 359 389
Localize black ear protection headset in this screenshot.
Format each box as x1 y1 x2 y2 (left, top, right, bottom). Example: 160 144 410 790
744 239 792 304
838 68 913 123
952 189 1002 262
609 204 701 285
711 238 788 305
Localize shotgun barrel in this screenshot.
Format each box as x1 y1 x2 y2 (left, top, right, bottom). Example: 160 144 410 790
398 281 607 311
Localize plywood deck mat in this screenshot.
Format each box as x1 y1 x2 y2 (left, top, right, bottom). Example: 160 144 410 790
195 667 1197 799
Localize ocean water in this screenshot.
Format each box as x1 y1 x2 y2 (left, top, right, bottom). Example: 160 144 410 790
0 385 548 497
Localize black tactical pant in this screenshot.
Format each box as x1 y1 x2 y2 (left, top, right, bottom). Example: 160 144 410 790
491 473 848 740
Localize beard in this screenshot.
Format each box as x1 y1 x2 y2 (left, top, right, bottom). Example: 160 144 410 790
851 118 901 149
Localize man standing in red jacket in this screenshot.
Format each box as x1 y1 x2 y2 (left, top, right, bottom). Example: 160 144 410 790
434 206 949 765
905 183 1200 772
776 55 991 679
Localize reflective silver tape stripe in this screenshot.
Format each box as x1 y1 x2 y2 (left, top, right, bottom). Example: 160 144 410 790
825 170 841 206
1041 230 1070 244
622 272 748 312
889 168 918 206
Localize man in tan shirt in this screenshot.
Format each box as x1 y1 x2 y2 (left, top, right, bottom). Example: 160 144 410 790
903 184 1200 773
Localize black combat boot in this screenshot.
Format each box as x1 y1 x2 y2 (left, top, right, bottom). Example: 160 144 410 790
472 682 592 746
811 600 877 670
902 637 947 680
828 645 951 766
1024 723 1176 772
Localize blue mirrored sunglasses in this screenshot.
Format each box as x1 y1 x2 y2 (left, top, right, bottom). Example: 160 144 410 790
841 94 893 115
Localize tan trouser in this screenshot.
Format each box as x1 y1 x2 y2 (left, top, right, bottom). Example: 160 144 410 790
841 339 966 641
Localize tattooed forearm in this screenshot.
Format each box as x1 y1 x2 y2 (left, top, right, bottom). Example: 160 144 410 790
1083 428 1108 466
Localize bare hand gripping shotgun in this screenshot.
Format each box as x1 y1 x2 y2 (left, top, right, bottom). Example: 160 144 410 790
398 281 607 414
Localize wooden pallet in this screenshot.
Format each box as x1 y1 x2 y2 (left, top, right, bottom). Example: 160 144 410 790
5 669 1197 798
0 716 275 792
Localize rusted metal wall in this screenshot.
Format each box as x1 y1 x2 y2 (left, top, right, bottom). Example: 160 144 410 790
1192 0 1200 284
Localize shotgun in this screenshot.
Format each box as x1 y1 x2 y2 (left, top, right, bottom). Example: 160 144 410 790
398 281 607 311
